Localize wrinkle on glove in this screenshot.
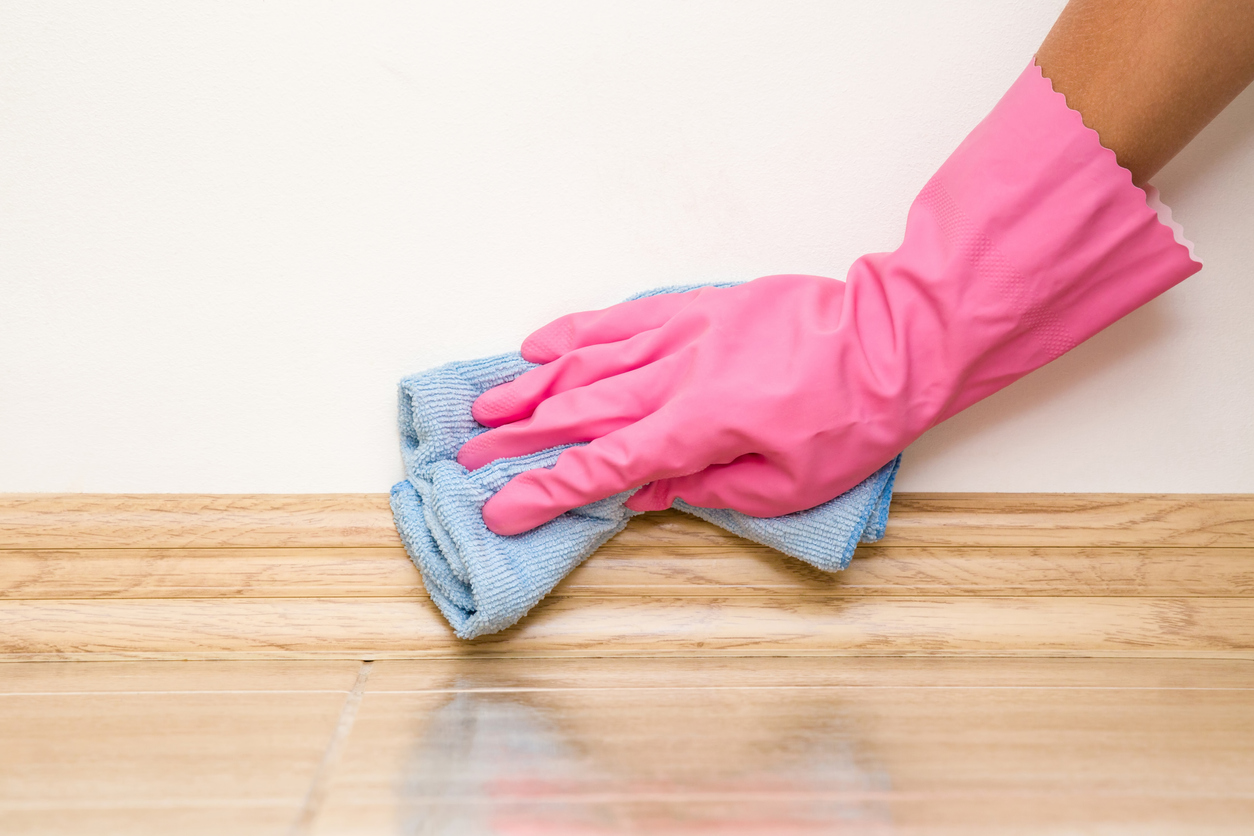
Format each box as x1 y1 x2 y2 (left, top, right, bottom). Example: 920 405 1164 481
391 287 901 640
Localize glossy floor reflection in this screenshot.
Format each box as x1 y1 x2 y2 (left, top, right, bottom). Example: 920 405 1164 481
312 657 1254 835
399 693 887 834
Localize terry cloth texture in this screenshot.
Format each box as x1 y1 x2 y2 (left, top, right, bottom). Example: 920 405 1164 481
390 285 903 640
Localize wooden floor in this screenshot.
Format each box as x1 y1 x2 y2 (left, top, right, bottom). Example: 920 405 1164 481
1 493 1253 834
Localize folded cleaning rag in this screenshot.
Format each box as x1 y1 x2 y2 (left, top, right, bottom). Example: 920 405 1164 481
390 285 902 640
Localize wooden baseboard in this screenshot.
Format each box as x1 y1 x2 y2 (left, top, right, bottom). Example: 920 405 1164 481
1 493 1252 661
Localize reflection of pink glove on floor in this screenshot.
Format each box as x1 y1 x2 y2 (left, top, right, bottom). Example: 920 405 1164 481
460 60 1201 536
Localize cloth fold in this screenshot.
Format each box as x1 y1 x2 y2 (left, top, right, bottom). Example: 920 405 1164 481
391 286 902 640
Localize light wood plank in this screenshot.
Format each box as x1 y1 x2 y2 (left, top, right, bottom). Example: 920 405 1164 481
883 797 1254 836
611 495 1254 548
4 493 1252 550
1 492 1249 833
0 660 361 693
2 597 1252 659
880 493 1254 547
320 687 1254 808
0 494 399 549
4 545 1251 599
0 807 296 836
0 659 1248 834
361 656 1254 692
0 548 421 599
312 796 1254 836
0 692 344 806
563 545 1254 597
471 596 1254 657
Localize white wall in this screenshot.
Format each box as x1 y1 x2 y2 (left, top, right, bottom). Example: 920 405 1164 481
2 0 1252 493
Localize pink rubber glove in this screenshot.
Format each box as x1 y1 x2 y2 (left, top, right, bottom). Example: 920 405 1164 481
460 60 1201 536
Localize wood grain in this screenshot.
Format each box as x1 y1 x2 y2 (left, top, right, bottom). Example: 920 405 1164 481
0 494 400 549
0 807 297 836
0 548 421 599
561 545 1254 597
331 688 1254 793
4 493 1252 549
0 660 361 693
7 656 1250 691
1 491 1250 833
360 656 1254 692
0 492 1251 659
2 596 1252 660
3 658 1250 835
0 661 363 835
879 493 1254 547
311 796 1254 836
608 495 1254 549
0 692 345 805
4 545 1252 599
317 681 1254 830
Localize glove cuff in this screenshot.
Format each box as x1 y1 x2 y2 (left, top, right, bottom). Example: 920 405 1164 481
845 59 1203 431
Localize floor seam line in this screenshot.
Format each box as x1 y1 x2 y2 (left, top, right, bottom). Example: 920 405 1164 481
289 659 372 835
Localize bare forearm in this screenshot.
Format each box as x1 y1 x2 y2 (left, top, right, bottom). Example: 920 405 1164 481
1036 0 1254 185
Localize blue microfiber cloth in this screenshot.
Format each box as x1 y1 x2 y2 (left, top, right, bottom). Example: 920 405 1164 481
390 285 902 640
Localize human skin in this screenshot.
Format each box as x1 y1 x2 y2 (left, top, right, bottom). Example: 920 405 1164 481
1036 0 1254 186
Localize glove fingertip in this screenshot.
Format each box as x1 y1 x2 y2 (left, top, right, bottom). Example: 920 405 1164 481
470 388 515 427
481 478 566 536
455 433 492 471
521 318 575 364
624 481 673 512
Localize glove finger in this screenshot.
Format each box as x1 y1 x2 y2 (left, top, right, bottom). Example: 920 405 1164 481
521 288 703 364
471 325 672 428
626 455 815 517
458 356 684 471
480 408 712 536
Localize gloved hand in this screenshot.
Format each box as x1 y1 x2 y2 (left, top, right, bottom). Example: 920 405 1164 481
459 60 1201 536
